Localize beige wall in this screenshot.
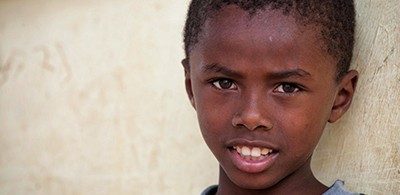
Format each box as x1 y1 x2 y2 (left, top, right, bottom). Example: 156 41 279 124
312 1 400 194
0 0 398 194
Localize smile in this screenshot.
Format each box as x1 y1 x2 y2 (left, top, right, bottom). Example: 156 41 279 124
228 143 278 173
233 146 274 161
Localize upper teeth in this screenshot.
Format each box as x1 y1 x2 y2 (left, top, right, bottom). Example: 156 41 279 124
233 146 273 157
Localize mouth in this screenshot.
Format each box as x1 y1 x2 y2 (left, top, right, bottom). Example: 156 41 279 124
227 144 278 174
231 146 274 161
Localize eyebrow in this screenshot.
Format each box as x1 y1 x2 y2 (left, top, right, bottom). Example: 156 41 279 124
202 63 243 78
267 68 312 80
202 63 312 80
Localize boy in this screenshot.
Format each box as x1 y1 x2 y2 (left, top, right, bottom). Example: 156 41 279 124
182 0 361 194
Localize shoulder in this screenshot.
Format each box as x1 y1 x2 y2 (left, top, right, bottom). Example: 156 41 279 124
200 181 364 195
323 180 364 195
201 185 218 195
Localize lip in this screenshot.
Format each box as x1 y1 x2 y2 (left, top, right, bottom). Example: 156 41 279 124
226 138 279 173
226 138 278 150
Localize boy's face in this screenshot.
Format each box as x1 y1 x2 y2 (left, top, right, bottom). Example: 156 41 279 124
183 6 357 191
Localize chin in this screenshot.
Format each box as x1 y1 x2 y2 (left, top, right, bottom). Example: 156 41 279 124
227 171 280 190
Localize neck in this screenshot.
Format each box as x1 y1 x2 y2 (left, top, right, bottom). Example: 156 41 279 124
216 158 327 195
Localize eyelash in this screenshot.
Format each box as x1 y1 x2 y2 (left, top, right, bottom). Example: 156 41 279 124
208 79 303 95
209 78 238 90
274 82 303 94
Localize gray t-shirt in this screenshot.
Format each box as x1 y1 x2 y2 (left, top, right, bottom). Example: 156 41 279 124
201 180 363 195
323 180 362 195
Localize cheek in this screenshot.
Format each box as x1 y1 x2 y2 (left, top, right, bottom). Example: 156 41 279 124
278 121 325 163
197 100 232 136
193 82 235 128
195 98 235 161
277 101 332 155
193 88 233 142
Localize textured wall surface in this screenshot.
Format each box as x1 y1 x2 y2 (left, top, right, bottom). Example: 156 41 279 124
312 1 400 194
0 0 398 194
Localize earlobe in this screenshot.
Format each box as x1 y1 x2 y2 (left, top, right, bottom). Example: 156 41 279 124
182 58 196 109
328 70 358 123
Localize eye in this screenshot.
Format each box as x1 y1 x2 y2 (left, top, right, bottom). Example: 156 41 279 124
211 79 237 90
274 83 301 94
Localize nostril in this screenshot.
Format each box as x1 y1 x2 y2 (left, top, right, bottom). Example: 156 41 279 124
232 112 273 131
245 123 272 131
254 124 270 130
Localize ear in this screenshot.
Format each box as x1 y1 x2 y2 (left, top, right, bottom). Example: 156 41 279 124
182 58 196 109
328 70 359 123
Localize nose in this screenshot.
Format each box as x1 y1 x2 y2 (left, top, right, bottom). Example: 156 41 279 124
231 92 273 131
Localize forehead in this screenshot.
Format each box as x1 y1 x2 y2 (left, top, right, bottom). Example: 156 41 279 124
197 6 324 52
190 6 336 79
202 6 299 43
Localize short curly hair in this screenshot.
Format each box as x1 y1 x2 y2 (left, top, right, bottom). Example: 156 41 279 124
183 0 355 81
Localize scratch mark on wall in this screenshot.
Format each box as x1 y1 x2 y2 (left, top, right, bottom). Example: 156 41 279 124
33 45 54 72
0 50 24 87
368 25 393 81
55 43 72 83
0 54 8 86
383 47 395 63
378 24 390 39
